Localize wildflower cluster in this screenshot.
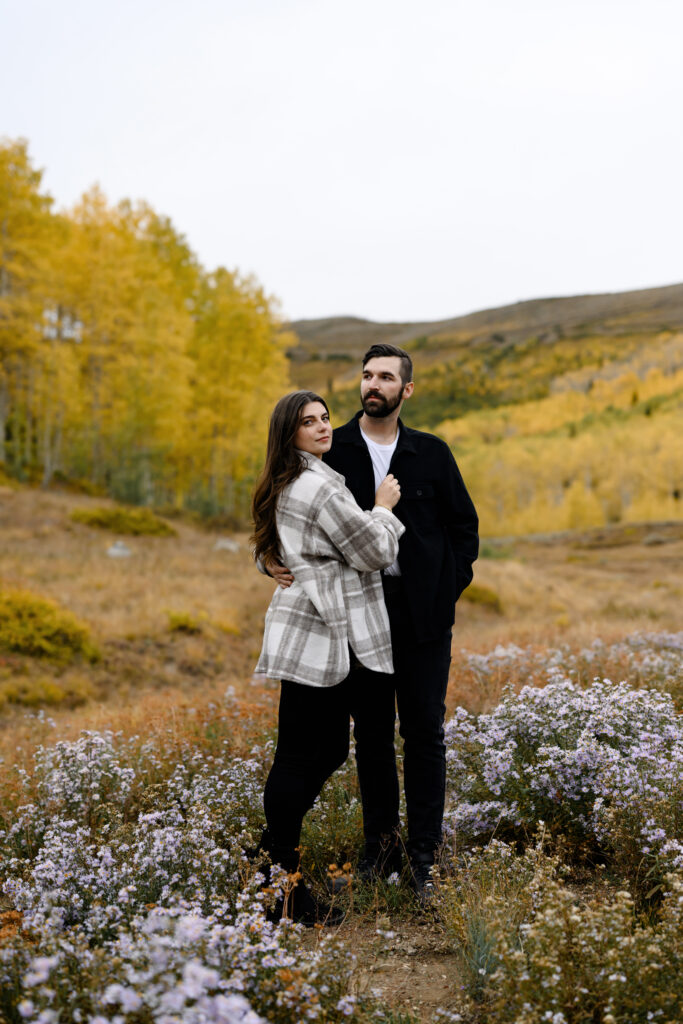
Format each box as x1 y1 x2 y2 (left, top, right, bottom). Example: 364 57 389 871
0 728 379 1023
487 874 683 1023
461 630 683 705
445 677 683 883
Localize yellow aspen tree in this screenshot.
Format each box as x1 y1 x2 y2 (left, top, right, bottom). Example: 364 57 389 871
186 268 293 518
59 190 195 502
0 138 54 472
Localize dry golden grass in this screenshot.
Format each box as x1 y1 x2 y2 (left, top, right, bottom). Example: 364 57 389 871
0 485 278 763
0 488 272 640
1 482 681 758
446 523 683 715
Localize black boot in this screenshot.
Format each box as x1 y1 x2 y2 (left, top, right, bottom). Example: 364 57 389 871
259 832 344 927
356 832 403 884
408 845 437 908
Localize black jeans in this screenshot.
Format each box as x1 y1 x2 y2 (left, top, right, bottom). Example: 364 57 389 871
263 677 351 849
348 576 452 854
263 579 451 855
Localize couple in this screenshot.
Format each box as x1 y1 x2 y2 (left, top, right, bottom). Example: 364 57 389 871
252 344 479 923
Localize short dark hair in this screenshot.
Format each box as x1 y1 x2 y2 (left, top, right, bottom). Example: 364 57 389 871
362 344 413 386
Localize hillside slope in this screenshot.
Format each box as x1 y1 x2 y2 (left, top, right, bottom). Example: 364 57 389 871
287 283 683 536
290 281 683 361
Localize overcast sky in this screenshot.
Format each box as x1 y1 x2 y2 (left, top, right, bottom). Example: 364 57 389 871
3 0 683 322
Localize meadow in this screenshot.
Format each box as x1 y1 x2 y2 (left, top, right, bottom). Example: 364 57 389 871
4 132 683 1022
1 483 682 1023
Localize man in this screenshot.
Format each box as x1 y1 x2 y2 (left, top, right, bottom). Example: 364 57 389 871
269 344 478 898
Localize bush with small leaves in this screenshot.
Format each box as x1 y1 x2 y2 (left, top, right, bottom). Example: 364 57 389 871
444 677 683 889
0 590 99 664
487 875 683 1024
435 837 559 1001
71 505 177 536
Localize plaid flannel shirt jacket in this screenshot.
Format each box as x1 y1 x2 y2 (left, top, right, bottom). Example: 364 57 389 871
255 453 405 687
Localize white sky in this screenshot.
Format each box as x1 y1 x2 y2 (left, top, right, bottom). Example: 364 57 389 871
3 0 683 322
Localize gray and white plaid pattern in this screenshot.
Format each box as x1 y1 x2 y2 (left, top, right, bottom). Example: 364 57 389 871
256 454 405 687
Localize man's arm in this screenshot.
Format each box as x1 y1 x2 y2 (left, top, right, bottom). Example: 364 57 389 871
438 443 479 601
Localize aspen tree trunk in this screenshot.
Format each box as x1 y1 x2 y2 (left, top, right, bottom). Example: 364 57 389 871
0 377 7 465
90 349 103 485
41 336 54 486
23 364 35 467
141 455 153 506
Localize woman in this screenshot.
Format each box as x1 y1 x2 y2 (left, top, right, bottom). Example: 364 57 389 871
252 390 404 925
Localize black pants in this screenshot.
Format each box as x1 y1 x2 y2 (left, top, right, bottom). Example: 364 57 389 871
263 579 451 855
263 676 351 849
349 577 452 854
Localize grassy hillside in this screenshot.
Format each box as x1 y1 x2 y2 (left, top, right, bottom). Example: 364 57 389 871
289 281 683 419
287 284 683 536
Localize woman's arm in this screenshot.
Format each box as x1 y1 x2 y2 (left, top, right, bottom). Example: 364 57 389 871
315 487 405 572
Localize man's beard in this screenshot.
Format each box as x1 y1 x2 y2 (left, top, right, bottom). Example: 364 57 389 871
361 387 404 418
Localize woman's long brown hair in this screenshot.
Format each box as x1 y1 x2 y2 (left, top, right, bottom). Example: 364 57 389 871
251 390 330 567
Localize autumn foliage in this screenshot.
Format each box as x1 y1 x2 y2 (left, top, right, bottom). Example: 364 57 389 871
0 138 293 518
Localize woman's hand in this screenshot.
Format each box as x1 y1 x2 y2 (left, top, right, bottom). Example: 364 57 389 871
375 473 401 510
265 559 294 588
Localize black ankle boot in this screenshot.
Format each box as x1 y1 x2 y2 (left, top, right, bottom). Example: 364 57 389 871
259 833 344 927
408 846 437 908
356 832 403 884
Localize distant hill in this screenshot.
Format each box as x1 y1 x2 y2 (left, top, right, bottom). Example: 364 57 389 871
287 282 683 427
290 282 683 359
287 283 683 536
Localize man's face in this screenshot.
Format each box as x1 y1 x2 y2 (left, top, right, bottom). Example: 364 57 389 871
361 356 411 418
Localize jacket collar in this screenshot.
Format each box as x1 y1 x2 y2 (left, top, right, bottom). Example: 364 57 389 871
334 410 418 455
296 449 347 485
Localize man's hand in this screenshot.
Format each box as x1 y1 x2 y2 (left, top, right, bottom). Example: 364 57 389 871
265 559 294 589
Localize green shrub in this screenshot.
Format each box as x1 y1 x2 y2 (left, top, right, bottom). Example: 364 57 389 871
167 610 204 634
0 673 94 708
479 541 513 559
488 875 683 1023
435 838 558 1000
70 505 177 536
461 582 503 613
0 590 99 664
0 462 18 488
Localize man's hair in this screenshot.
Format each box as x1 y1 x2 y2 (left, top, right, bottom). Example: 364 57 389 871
362 344 413 387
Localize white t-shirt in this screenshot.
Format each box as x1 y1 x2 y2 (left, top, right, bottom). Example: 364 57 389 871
360 426 401 576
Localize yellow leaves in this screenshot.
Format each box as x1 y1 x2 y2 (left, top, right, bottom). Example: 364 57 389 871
437 333 683 537
186 267 290 496
0 137 292 516
0 587 99 664
449 414 681 537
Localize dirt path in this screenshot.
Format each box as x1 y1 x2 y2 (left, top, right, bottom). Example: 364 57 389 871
309 916 466 1022
358 923 462 1020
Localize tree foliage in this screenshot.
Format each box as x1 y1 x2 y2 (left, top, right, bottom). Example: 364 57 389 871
0 138 291 517
439 351 683 536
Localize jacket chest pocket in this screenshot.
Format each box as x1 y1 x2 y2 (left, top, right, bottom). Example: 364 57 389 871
399 481 440 530
402 482 436 501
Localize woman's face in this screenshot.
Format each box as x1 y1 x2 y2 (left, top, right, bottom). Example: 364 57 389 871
293 401 332 458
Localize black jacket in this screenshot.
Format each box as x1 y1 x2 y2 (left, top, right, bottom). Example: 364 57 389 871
324 412 479 642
